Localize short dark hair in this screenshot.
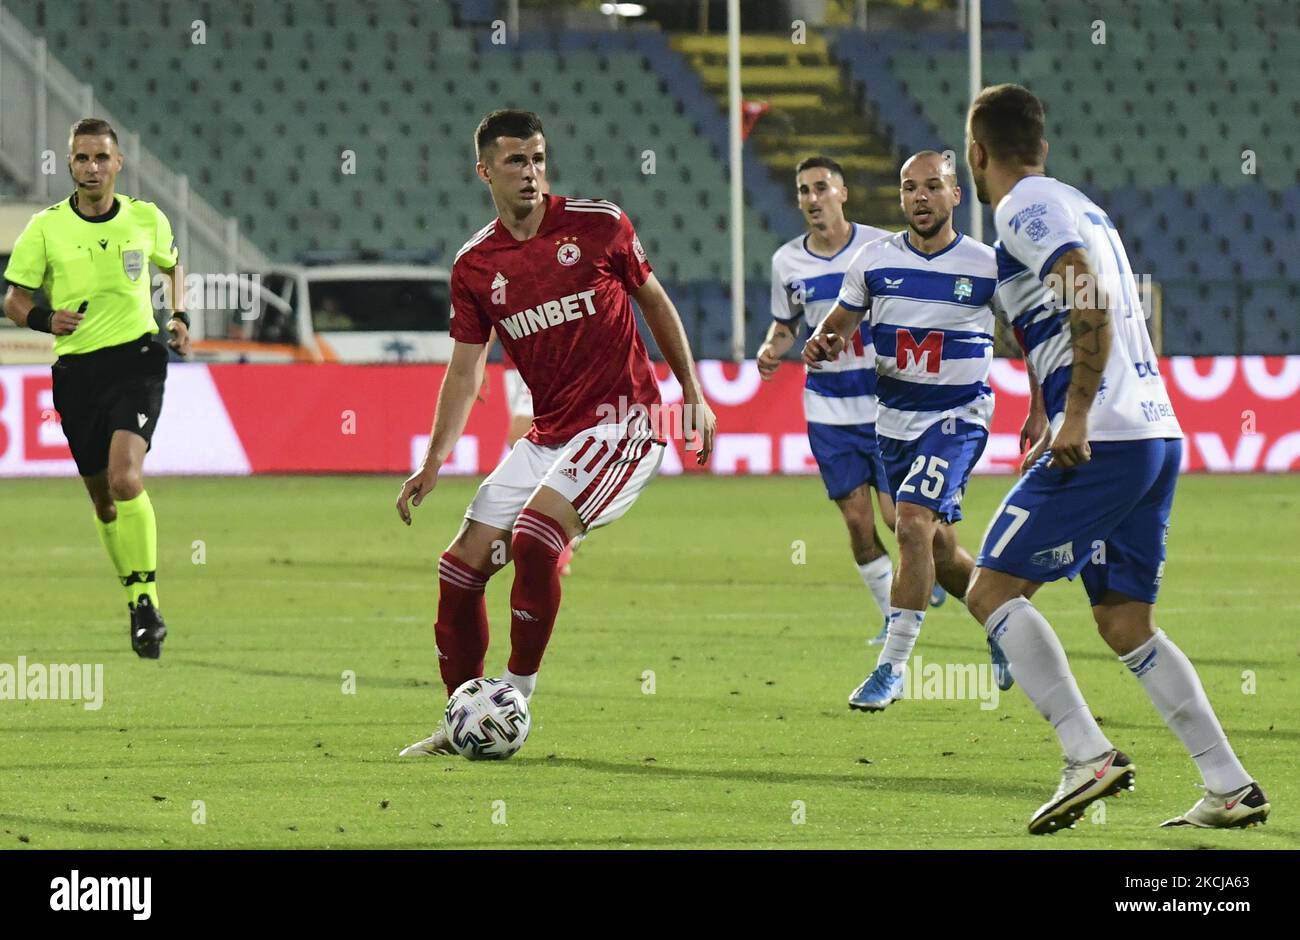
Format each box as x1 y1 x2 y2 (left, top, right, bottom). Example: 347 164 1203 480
68 117 118 149
475 109 545 161
968 84 1045 166
795 155 845 180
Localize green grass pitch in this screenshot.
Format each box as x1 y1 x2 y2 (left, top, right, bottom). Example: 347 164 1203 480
2 473 1297 849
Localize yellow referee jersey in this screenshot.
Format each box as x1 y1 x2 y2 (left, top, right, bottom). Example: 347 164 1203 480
3 193 180 355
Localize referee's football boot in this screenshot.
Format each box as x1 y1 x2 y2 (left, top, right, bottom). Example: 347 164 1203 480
129 595 167 659
1028 749 1135 835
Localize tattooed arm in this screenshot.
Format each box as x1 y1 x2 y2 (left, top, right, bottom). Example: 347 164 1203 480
1047 246 1110 468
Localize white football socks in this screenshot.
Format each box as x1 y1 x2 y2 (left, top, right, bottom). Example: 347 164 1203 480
1120 629 1251 794
501 668 536 701
985 597 1112 762
857 555 894 623
878 608 924 671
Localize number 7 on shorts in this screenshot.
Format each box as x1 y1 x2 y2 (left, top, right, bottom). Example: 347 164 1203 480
987 505 1031 558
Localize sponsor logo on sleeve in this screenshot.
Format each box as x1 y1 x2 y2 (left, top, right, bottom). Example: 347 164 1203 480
1010 202 1048 234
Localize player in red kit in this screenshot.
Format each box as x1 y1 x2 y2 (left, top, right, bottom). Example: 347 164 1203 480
396 109 716 756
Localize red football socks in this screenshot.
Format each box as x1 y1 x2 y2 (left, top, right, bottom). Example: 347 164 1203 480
508 509 569 676
434 552 490 696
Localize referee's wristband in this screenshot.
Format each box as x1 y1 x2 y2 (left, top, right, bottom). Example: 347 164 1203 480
167 311 190 328
27 305 54 333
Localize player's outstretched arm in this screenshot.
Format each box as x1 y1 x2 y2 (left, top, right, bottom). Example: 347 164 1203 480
396 339 488 524
3 285 85 334
756 320 798 380
1048 246 1110 468
632 273 716 465
801 303 863 369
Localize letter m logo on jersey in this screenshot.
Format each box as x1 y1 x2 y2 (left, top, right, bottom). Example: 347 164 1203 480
896 329 944 374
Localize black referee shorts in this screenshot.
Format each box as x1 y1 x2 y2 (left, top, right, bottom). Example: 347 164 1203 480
51 333 167 477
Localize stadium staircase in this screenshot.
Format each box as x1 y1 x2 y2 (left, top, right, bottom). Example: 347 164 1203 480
832 0 1299 355
1 1 811 359
672 32 902 229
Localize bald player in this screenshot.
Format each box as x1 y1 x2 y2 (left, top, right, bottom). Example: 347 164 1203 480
805 150 1024 711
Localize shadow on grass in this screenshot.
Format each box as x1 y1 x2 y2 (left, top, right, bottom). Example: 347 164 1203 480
919 639 1283 672
0 813 152 835
523 756 1043 799
1088 718 1300 744
174 658 436 690
258 834 812 849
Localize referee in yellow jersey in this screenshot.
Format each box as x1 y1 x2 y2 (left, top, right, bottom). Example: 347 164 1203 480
3 118 190 658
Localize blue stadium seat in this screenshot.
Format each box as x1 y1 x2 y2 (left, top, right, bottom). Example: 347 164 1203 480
1241 284 1300 354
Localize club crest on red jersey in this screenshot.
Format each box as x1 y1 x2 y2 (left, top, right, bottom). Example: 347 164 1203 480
555 235 581 266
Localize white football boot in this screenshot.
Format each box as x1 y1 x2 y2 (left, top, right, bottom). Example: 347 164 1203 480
1028 749 1135 835
399 723 455 757
1161 781 1270 829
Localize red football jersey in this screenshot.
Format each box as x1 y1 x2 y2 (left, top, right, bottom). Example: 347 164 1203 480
450 194 661 446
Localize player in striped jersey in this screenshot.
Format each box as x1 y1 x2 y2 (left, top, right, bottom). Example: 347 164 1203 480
759 156 901 643
804 150 1020 711
963 84 1267 832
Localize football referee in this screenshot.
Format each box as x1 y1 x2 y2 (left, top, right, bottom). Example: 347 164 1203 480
3 118 190 658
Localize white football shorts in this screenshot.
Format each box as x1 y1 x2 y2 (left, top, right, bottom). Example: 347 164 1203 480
465 410 664 532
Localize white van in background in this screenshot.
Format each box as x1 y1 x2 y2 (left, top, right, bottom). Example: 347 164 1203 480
192 261 453 364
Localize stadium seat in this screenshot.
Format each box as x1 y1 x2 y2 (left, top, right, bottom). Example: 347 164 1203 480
833 0 1299 353
2 0 788 290
1241 284 1300 354
6 0 1294 356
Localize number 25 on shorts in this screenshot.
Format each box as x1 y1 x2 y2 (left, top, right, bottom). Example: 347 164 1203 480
899 455 949 500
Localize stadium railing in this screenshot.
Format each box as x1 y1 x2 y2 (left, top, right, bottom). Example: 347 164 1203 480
0 2 269 339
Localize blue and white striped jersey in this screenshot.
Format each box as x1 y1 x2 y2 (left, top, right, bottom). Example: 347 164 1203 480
993 176 1182 441
771 222 892 425
837 231 997 441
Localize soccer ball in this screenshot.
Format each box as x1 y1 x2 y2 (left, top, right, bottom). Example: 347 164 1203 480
444 677 532 760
